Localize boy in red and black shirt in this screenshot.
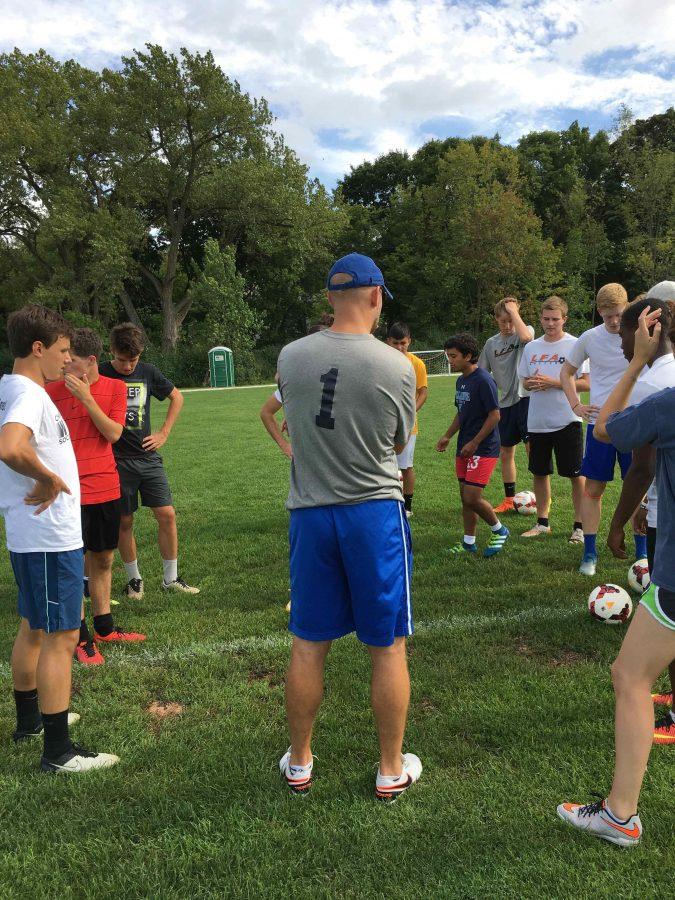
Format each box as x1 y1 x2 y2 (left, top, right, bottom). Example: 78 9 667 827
47 329 146 664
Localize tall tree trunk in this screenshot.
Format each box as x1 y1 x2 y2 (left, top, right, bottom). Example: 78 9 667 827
119 288 148 341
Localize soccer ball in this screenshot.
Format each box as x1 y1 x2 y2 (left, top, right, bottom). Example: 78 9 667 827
588 584 633 625
513 490 537 515
628 559 650 594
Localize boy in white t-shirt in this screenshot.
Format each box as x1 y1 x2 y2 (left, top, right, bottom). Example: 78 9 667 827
559 284 645 576
517 296 589 541
0 305 118 774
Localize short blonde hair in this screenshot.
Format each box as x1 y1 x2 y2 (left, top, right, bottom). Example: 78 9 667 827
596 283 628 311
494 296 519 316
541 295 568 316
632 292 647 304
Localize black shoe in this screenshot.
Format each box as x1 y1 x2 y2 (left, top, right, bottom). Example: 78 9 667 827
40 742 119 774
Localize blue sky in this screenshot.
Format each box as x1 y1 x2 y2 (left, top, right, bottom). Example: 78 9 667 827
1 0 673 187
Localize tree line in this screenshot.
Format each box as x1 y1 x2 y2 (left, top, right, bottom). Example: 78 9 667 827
0 45 673 382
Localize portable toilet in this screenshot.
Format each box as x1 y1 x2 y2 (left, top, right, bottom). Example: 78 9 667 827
208 346 234 387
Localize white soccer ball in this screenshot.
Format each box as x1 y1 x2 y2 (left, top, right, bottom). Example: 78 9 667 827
588 584 633 625
628 559 650 594
513 490 537 515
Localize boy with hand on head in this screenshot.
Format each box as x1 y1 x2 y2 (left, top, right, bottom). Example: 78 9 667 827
436 333 508 558
478 297 534 513
386 322 429 518
517 296 589 542
560 283 641 576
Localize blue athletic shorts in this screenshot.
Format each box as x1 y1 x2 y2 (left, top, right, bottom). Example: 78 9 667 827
10 549 84 633
288 499 413 647
581 424 632 483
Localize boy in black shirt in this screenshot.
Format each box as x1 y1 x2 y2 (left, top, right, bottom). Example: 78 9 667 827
100 324 199 597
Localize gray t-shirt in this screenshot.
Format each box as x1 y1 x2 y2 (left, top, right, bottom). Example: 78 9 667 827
277 331 417 510
478 326 534 408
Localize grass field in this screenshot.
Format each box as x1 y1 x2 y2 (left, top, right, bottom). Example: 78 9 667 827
0 381 672 899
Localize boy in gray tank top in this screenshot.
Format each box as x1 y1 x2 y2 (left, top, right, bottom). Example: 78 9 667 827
276 253 422 802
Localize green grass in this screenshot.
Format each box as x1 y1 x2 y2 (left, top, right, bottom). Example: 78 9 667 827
0 382 671 899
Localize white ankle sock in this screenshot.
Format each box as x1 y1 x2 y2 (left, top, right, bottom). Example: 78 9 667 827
162 559 178 584
491 520 503 532
124 560 141 581
463 535 476 545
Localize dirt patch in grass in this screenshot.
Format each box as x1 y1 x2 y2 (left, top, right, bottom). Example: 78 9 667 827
513 638 595 667
247 666 283 687
147 700 184 718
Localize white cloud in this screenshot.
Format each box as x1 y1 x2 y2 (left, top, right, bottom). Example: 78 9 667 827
1 0 672 184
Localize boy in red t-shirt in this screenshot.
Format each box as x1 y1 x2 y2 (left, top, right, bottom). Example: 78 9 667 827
47 329 146 664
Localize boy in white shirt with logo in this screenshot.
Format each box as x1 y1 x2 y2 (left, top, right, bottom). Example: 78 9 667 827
0 305 118 774
517 296 589 541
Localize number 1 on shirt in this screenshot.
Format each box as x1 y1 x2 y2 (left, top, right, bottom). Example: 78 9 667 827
315 368 339 430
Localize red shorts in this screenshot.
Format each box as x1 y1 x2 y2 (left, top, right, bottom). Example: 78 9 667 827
455 455 499 488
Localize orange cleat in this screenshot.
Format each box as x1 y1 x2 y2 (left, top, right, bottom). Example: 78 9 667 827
654 714 675 745
652 692 673 706
94 627 146 643
493 497 515 514
75 640 105 666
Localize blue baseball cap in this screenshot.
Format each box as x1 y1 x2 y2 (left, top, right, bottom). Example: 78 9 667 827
326 253 393 299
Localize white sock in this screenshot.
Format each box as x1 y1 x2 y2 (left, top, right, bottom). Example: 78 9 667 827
669 710 675 724
376 768 405 786
463 535 476 545
289 758 313 777
491 520 503 532
124 560 141 582
162 559 178 584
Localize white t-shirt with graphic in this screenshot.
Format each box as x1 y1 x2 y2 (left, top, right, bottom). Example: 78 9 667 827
517 333 589 433
566 324 629 408
0 374 82 553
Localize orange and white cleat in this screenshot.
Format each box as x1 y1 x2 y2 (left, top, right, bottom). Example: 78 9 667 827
279 748 313 794
654 714 675 745
375 753 422 802
75 640 105 665
557 796 642 847
94 627 146 643
652 691 673 706
493 497 515 514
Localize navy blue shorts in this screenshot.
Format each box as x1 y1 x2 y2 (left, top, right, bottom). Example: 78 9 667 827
288 499 413 647
499 398 529 448
10 549 84 633
581 424 632 483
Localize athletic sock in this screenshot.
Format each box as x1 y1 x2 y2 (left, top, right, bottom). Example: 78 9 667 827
463 535 476 546
573 521 583 532
93 613 114 637
79 618 91 644
504 482 516 498
124 560 141 582
42 709 72 760
83 576 90 599
403 493 413 512
490 519 503 532
537 517 549 528
584 534 597 556
634 533 648 560
162 558 178 585
14 688 41 733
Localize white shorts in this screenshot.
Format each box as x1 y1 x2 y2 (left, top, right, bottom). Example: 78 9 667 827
396 434 417 470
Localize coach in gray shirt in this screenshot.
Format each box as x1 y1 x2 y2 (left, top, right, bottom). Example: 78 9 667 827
276 253 422 801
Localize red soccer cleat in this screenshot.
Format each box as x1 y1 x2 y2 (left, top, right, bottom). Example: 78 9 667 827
94 627 146 643
493 497 515 514
652 692 673 706
654 714 675 745
75 640 105 666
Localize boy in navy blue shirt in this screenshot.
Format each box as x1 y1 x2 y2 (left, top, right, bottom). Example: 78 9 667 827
436 333 508 557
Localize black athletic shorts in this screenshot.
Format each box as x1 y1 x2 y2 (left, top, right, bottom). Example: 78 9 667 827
528 422 583 478
116 456 173 514
499 398 529 448
647 526 657 574
81 499 122 553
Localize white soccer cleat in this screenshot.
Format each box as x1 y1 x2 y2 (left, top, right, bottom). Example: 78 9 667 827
521 523 551 538
41 743 120 774
124 578 144 600
161 577 200 595
375 753 422 802
579 554 598 576
557 797 642 847
279 748 313 794
569 527 584 545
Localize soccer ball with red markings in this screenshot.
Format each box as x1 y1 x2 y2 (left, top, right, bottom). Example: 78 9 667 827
588 584 633 625
513 490 537 515
628 559 650 594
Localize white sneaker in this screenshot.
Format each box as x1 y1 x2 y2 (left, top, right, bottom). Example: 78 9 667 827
557 797 642 847
41 743 120 774
162 576 200 595
521 523 551 538
375 752 422 802
569 527 584 544
124 578 144 600
579 554 597 576
279 747 313 793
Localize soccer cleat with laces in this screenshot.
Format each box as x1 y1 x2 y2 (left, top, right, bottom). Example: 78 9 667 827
483 526 509 558
569 527 584 544
653 713 675 745
375 753 423 802
94 627 146 643
493 497 515 514
124 578 144 600
652 691 673 706
579 553 597 576
279 748 313 794
557 795 642 847
13 713 81 743
522 523 551 538
41 743 119 774
75 640 105 665
447 541 477 556
162 576 200 594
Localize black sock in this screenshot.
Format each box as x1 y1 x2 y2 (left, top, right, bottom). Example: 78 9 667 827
79 618 91 645
83 576 90 599
42 709 72 760
538 517 549 528
14 688 41 733
574 521 583 531
93 613 114 637
504 482 516 498
404 493 413 512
